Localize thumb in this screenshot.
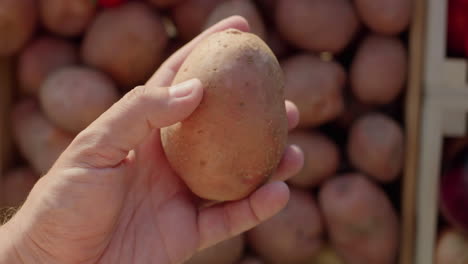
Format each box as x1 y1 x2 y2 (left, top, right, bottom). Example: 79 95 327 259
61 78 203 168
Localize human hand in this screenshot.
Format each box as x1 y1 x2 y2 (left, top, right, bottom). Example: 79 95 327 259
0 16 303 264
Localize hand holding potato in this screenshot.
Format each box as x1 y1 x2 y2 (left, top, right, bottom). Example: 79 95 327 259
0 17 303 264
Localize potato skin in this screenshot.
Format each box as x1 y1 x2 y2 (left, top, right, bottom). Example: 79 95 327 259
247 188 324 264
204 0 266 39
351 35 407 105
12 100 73 175
185 235 244 264
276 0 359 53
171 0 222 41
0 0 37 56
39 0 96 36
282 54 345 127
436 228 468 264
39 66 119 134
2 167 38 207
287 130 339 188
347 113 404 182
161 29 287 201
18 36 78 96
319 174 399 264
82 2 168 88
354 0 412 35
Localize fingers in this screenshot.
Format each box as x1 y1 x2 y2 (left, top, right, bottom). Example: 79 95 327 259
285 100 300 131
269 145 304 182
63 79 203 168
197 181 289 250
147 16 250 87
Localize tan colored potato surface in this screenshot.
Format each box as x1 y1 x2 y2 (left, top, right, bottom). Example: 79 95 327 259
161 29 287 201
248 188 324 264
282 54 345 127
319 174 399 264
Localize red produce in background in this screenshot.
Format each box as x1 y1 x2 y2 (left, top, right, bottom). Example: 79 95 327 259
440 148 468 234
447 0 468 56
99 0 127 8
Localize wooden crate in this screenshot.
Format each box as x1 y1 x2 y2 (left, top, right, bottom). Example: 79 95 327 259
424 0 468 92
415 0 468 262
415 92 468 264
0 5 425 264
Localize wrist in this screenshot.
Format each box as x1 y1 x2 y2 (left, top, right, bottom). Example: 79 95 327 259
0 213 53 264
0 221 27 263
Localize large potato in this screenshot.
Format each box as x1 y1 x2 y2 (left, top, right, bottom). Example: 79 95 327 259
347 113 404 182
350 35 407 105
287 130 339 188
171 0 222 41
0 0 37 56
18 36 78 96
39 66 119 134
161 29 287 201
12 100 74 175
185 235 244 264
2 167 38 207
282 54 345 127
248 188 324 264
319 174 399 264
354 0 412 35
436 228 468 264
39 0 96 36
204 0 266 39
82 2 168 88
276 0 359 53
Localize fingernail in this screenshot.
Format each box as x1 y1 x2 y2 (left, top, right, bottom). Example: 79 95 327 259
169 79 200 98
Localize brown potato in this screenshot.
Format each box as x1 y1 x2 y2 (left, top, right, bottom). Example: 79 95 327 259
2 167 38 207
185 235 244 264
436 228 468 264
319 174 399 264
276 0 359 53
204 0 266 39
238 256 264 264
347 113 404 182
248 188 324 264
39 0 96 37
39 66 119 134
18 36 78 96
12 100 74 175
350 35 407 105
354 0 412 35
161 29 287 201
0 0 37 56
282 54 345 127
287 130 339 188
171 0 222 41
82 2 168 88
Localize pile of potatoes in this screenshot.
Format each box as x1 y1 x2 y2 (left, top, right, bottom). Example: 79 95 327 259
1 0 412 263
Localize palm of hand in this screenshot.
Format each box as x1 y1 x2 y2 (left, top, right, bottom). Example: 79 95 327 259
3 17 302 264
